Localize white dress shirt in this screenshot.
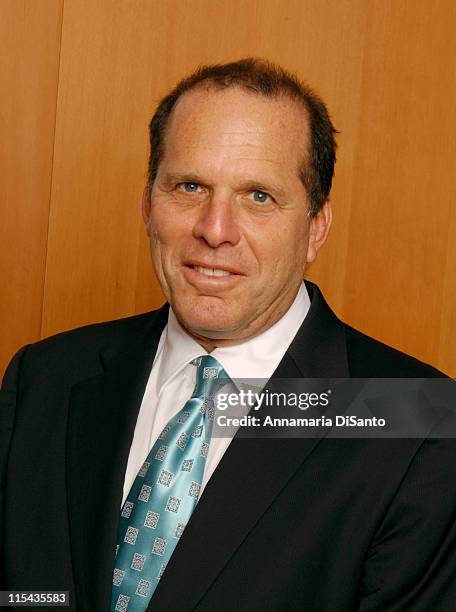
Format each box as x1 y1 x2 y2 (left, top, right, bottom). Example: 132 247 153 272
122 282 311 505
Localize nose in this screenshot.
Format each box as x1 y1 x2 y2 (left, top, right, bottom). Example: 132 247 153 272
192 190 241 248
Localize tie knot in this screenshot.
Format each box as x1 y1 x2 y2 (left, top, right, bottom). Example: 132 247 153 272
191 355 230 398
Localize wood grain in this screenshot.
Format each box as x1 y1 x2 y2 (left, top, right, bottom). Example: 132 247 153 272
2 0 456 376
0 0 63 376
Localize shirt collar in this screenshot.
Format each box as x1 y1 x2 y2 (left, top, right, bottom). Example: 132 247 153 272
156 282 311 391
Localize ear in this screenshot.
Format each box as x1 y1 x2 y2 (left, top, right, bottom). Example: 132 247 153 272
306 199 332 263
141 186 152 236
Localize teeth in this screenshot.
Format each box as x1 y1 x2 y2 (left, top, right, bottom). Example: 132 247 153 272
193 265 232 277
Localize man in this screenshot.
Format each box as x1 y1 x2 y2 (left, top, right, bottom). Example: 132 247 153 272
1 59 456 611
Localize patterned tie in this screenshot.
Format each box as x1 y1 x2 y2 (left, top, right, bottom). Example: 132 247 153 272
110 355 230 612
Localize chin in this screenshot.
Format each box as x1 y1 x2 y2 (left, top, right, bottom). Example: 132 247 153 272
173 297 243 338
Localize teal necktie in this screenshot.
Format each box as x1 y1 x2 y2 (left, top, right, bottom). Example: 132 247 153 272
110 355 229 612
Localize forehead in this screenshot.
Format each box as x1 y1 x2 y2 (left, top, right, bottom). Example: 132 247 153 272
161 86 309 174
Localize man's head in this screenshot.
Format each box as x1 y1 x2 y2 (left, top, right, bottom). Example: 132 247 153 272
142 58 336 350
147 58 336 218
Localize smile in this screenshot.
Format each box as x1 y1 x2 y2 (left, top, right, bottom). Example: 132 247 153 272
190 265 233 277
182 263 244 288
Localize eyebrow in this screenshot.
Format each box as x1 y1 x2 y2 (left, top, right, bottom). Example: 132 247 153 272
160 172 205 186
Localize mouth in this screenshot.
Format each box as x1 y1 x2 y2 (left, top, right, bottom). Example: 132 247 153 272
182 261 245 287
183 260 244 276
188 265 234 277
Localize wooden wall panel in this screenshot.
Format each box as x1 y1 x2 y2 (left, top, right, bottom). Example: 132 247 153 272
2 0 456 377
42 0 369 334
0 0 63 377
41 0 164 336
310 0 456 373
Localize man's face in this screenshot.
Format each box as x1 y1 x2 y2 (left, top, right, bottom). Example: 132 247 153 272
143 86 331 348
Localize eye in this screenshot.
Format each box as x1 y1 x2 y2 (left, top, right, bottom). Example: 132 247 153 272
178 182 201 193
250 190 272 204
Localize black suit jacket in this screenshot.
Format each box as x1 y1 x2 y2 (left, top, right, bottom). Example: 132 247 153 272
1 282 456 611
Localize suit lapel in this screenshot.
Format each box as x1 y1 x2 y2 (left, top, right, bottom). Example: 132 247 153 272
150 282 350 611
66 307 168 612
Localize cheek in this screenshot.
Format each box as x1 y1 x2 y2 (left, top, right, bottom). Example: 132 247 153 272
254 230 300 265
149 211 175 252
149 226 172 279
150 229 161 257
149 221 185 279
254 226 309 279
151 204 194 244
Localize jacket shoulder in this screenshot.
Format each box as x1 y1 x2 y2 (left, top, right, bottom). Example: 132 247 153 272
5 307 168 386
344 324 446 378
31 308 163 352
